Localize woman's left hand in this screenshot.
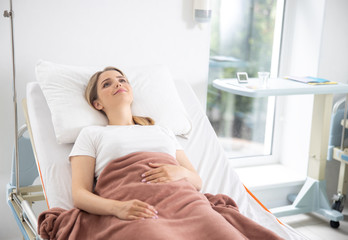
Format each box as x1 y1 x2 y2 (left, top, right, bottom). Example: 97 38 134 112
141 163 188 184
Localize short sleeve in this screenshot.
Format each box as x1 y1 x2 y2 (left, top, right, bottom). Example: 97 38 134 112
69 127 97 159
160 126 184 150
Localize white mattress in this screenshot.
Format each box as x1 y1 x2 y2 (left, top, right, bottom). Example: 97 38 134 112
26 80 307 239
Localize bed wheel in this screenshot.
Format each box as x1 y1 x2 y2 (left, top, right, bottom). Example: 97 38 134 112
329 194 345 228
332 200 343 212
331 194 345 213
330 220 340 229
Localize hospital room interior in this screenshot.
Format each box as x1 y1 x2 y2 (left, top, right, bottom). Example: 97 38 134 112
1 0 348 239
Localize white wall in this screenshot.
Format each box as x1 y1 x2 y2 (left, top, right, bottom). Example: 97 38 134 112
0 1 210 239
276 0 326 177
318 0 348 98
318 0 348 200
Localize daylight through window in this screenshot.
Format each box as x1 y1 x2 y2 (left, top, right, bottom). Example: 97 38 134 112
207 0 284 162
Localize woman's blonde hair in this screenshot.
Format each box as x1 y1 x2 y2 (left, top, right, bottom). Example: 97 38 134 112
85 66 155 126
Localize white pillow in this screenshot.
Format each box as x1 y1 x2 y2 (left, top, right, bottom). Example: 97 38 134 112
35 60 192 144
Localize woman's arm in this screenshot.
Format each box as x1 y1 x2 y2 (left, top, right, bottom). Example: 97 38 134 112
141 150 202 191
71 155 158 220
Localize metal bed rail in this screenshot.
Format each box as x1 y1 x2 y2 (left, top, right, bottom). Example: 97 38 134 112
6 124 45 240
7 185 45 240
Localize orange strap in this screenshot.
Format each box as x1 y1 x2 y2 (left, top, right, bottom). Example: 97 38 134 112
37 160 50 209
243 185 283 225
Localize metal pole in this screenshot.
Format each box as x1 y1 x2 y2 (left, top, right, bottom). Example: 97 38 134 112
4 0 20 194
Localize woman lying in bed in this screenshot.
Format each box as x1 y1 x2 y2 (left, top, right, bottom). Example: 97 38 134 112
71 67 201 220
38 67 284 240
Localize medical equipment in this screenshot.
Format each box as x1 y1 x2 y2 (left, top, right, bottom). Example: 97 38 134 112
7 125 44 240
4 0 20 197
327 96 348 228
193 0 212 23
237 72 249 83
7 70 307 239
3 2 42 237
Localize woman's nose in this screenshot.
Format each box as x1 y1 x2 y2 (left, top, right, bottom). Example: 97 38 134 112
114 81 122 88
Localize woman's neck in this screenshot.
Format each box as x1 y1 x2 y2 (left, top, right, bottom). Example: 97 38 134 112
106 107 135 126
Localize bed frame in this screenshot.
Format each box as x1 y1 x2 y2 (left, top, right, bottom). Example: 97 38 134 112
7 123 45 240
7 80 307 240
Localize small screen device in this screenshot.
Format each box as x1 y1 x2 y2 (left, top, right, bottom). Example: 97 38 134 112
237 72 248 83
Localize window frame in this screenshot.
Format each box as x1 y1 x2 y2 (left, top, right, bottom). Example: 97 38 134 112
212 0 286 167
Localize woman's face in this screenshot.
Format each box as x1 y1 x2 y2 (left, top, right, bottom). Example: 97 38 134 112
93 70 133 113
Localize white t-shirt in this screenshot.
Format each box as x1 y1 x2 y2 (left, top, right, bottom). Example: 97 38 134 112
69 125 183 178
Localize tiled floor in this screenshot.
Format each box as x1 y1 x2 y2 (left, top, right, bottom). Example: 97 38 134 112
279 208 348 240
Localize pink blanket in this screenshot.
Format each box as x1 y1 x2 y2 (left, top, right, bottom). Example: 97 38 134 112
38 152 284 240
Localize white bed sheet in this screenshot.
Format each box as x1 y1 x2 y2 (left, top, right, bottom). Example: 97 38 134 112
26 80 307 239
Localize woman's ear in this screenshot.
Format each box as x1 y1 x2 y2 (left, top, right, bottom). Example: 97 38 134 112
93 100 103 111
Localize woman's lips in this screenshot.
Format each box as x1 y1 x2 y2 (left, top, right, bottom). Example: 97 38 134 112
114 88 127 95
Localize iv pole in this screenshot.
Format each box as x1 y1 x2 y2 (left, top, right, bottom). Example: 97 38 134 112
4 3 44 238
4 0 20 195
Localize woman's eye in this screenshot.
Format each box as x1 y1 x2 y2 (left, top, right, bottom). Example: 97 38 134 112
102 82 111 88
120 79 127 83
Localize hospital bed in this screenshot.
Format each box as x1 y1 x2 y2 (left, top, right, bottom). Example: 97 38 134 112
7 62 307 239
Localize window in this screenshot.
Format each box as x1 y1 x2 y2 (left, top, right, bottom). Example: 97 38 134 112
207 0 284 165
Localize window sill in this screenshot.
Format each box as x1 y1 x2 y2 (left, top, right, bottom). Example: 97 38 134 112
234 164 306 208
234 164 306 191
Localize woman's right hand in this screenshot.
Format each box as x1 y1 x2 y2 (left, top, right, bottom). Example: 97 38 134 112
71 156 158 220
113 200 158 220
